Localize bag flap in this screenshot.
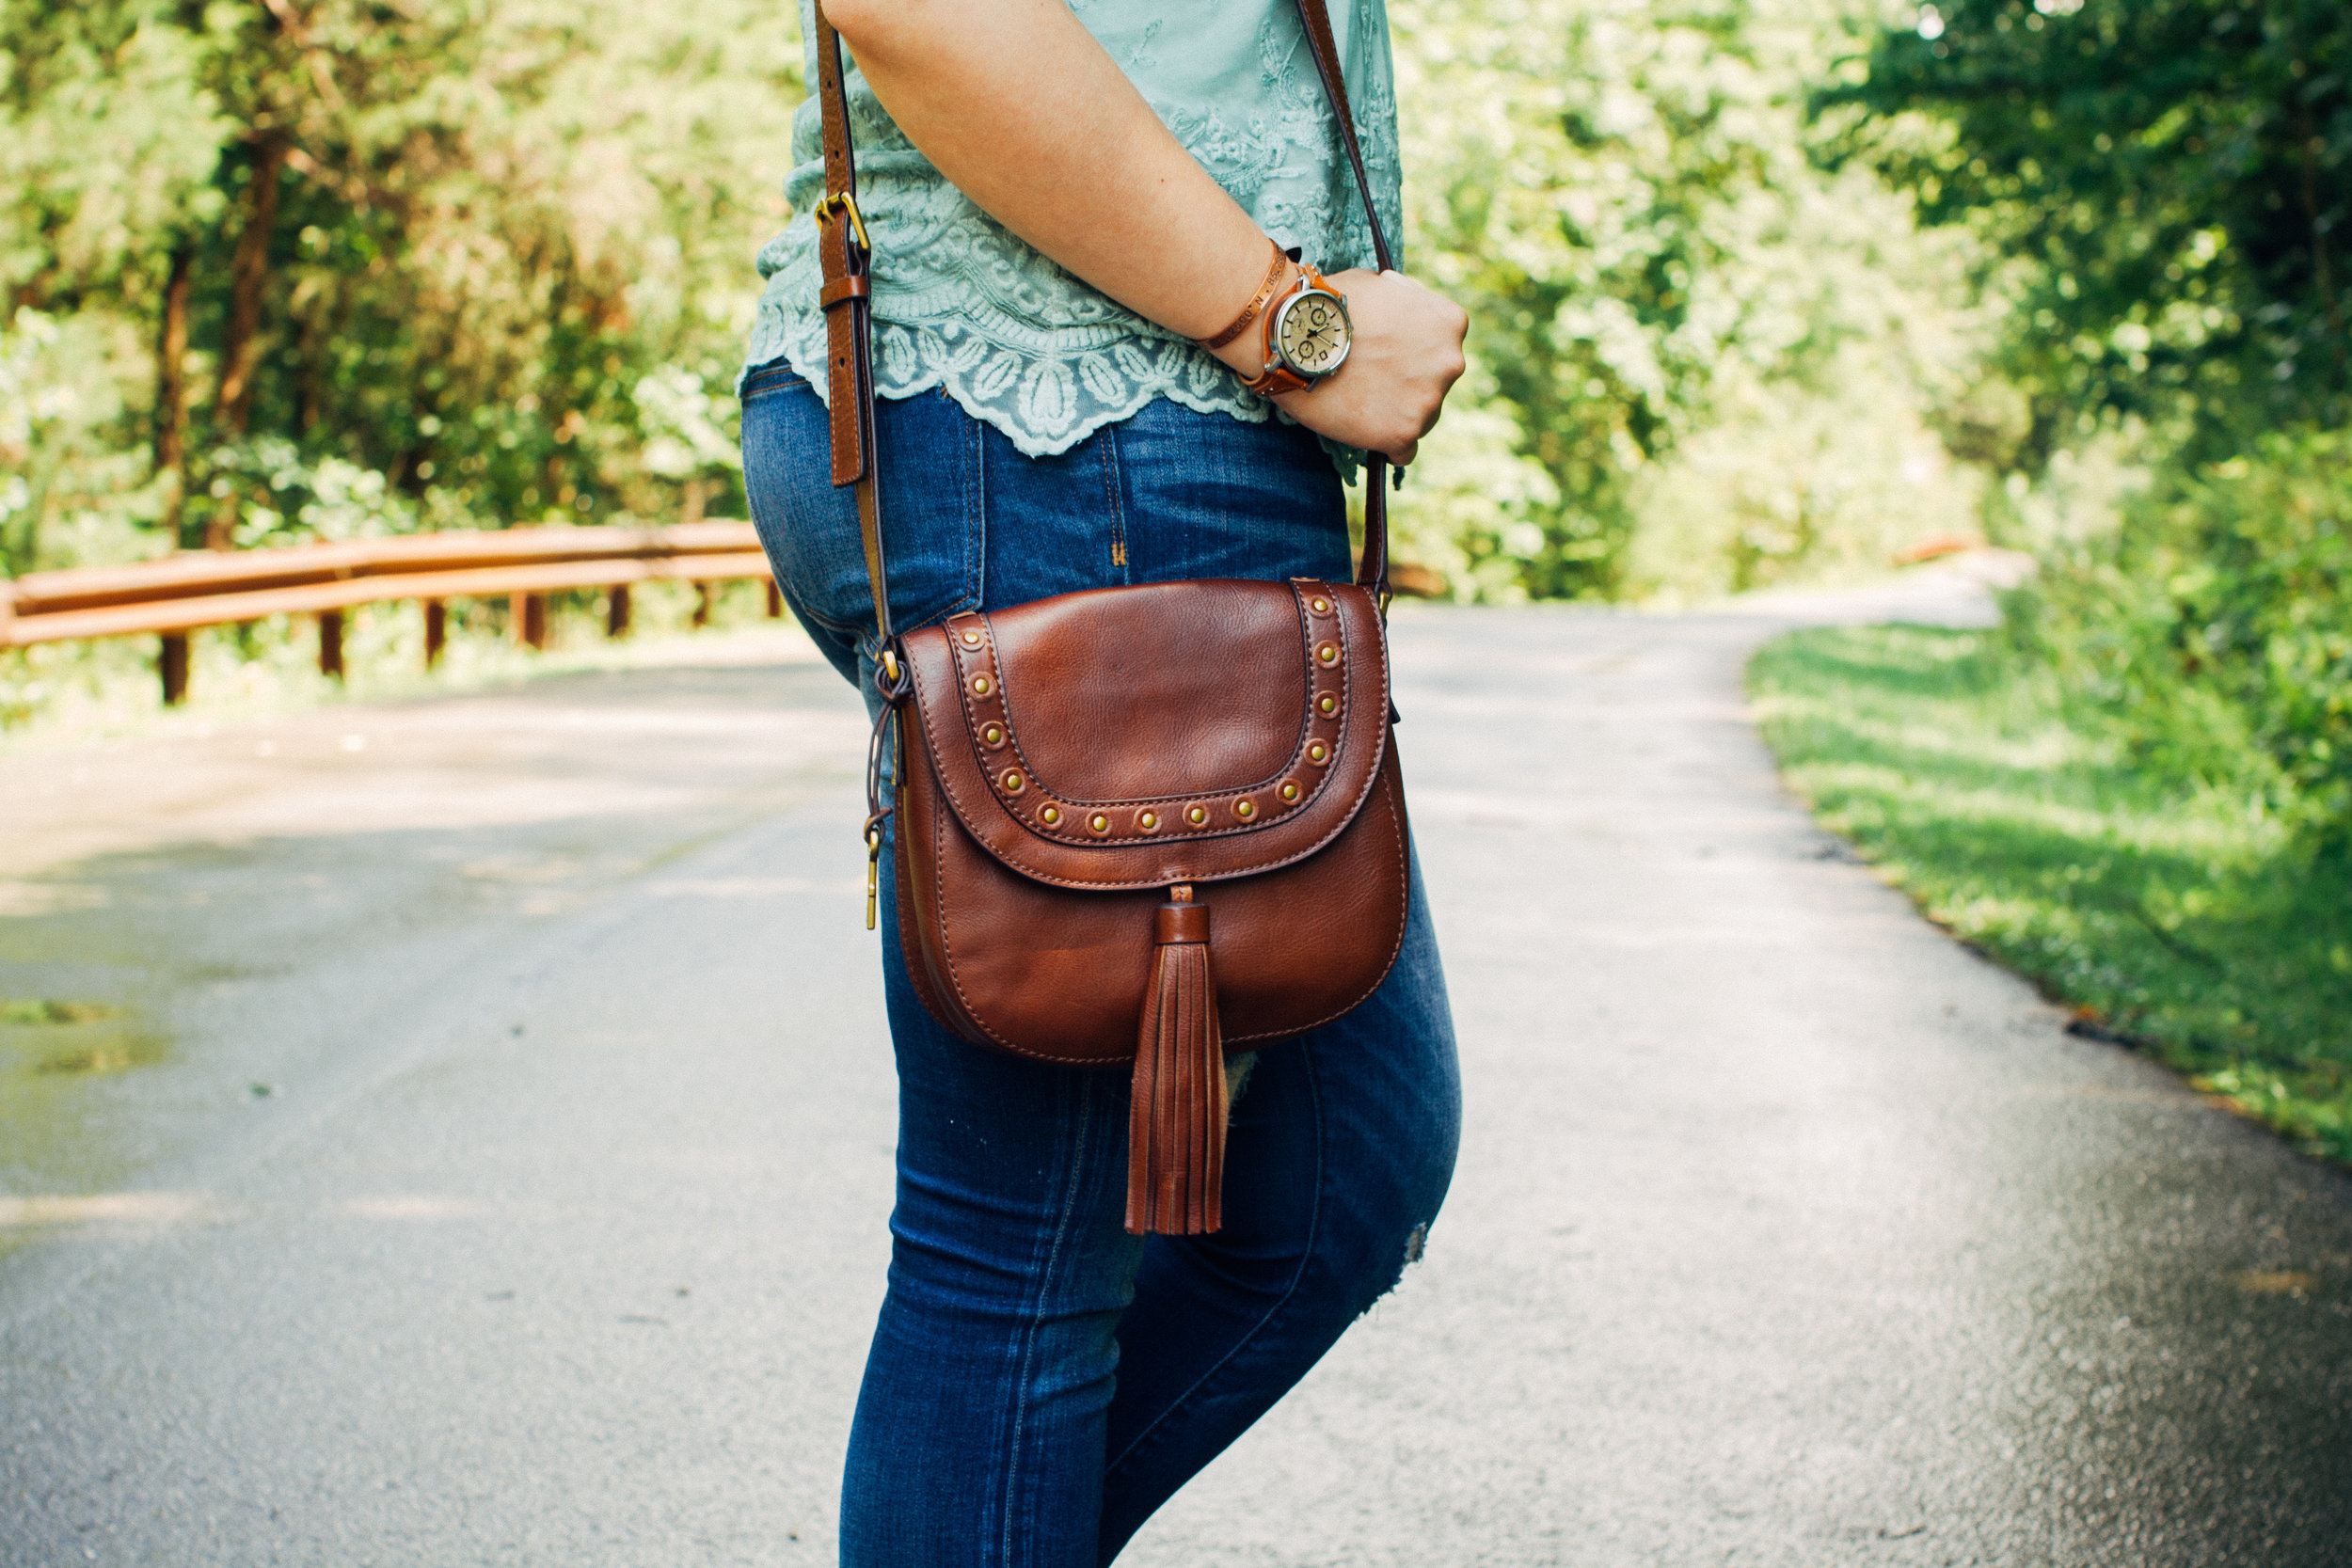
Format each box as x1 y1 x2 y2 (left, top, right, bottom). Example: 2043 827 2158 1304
900 578 1391 890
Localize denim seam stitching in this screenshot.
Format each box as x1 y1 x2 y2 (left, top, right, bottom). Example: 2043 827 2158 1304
792 596 861 637
1102 419 1128 581
849 399 986 649
1001 1069 1095 1567
1101 1039 1327 1477
885 410 988 642
966 405 987 614
739 366 810 403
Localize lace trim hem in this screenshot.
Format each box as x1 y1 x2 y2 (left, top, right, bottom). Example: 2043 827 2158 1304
740 300 1363 483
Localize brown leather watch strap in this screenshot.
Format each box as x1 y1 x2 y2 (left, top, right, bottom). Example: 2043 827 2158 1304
1240 362 1311 398
809 0 1397 620
1198 239 1291 352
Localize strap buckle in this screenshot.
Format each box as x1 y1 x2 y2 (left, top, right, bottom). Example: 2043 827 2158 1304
812 190 871 253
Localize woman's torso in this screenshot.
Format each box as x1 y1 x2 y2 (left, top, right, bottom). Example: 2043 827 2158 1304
740 0 1403 460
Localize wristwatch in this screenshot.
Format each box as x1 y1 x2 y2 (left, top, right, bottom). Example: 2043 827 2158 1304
1241 262 1352 397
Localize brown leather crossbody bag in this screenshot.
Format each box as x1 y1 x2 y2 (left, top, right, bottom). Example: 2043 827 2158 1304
809 0 1411 1237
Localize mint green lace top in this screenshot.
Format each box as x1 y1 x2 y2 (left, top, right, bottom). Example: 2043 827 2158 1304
741 0 1403 460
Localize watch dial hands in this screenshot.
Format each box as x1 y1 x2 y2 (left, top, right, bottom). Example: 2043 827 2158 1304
1275 288 1348 377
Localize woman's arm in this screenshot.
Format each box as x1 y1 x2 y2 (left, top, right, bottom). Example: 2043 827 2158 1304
819 0 1465 465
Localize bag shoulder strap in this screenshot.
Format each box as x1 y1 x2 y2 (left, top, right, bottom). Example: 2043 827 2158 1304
1290 0 1394 277
811 0 1394 675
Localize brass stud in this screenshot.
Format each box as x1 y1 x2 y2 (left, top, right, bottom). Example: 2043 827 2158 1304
1041 804 1061 826
1279 781 1300 802
1185 804 1208 826
1088 813 1110 835
982 723 1006 747
1307 740 1329 765
1316 643 1339 666
1311 596 1331 614
1233 799 1256 820
1001 769 1025 794
961 628 983 646
1317 693 1338 716
971 674 993 696
1137 810 1159 832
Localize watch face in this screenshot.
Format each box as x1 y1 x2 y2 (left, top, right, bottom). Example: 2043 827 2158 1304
1275 289 1351 379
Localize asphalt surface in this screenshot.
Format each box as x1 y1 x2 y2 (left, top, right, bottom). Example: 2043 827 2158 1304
3 581 2349 1566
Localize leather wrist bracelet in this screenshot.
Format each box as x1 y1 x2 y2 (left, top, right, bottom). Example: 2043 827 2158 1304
1197 239 1295 352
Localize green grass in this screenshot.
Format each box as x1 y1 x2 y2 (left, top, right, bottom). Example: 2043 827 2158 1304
1749 624 2352 1166
0 999 122 1025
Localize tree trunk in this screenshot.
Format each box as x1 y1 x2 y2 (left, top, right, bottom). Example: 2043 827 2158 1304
154 244 195 531
215 133 290 439
205 135 288 552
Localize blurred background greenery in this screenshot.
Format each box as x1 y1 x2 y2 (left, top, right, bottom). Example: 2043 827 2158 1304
1 0 2345 834
0 0 791 573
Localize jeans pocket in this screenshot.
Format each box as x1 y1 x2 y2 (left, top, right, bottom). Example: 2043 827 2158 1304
741 365 984 676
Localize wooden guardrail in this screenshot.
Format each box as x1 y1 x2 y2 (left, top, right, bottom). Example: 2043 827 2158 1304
0 522 781 705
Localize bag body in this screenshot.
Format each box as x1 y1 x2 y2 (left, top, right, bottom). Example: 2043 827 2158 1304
891 577 1410 1066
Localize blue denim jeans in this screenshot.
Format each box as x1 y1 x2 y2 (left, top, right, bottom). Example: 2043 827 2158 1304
740 362 1462 1567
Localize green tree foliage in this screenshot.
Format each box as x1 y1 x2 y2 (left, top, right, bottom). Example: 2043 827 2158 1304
2013 431 2352 852
0 0 798 576
1830 0 2352 462
1391 0 1988 598
1837 0 2352 850
0 1 224 302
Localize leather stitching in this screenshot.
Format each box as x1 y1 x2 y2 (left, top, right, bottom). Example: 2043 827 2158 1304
948 581 1347 828
925 761 1074 1062
1101 426 1127 579
904 587 1391 891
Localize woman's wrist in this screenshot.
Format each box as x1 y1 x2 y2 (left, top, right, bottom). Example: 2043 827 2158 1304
1179 235 1298 380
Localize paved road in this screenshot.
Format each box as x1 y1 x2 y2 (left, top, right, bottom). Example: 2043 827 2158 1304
3 584 2348 1566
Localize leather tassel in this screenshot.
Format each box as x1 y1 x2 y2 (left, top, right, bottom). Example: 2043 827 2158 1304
1126 894 1226 1235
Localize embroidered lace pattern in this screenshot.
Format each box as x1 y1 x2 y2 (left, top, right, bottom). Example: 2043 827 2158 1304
741 0 1403 463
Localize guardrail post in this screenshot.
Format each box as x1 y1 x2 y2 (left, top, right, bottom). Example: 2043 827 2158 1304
423 600 447 669
159 634 190 706
511 592 548 650
692 581 714 629
318 610 344 680
766 580 783 619
607 585 631 639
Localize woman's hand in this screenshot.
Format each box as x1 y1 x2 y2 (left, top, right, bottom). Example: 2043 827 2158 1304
1206 267 1468 467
